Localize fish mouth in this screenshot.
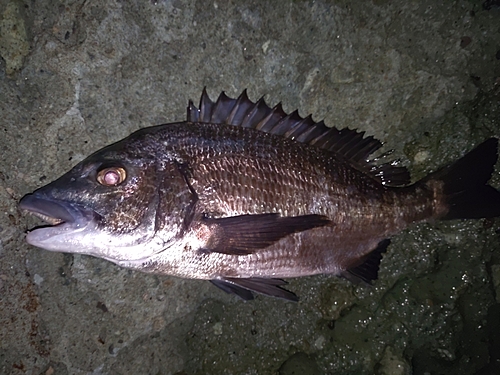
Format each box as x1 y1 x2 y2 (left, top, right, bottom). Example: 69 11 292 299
19 193 97 250
20 194 81 225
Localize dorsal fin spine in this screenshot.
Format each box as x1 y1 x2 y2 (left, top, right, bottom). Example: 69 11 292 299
241 98 266 129
284 116 311 139
199 88 213 122
226 90 248 125
258 104 288 132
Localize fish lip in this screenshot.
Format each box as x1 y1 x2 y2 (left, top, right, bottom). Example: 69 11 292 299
19 193 99 250
19 193 95 229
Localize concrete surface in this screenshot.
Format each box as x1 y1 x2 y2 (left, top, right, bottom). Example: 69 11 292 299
1 0 499 374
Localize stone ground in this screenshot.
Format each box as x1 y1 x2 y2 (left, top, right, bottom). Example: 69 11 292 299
1 1 500 374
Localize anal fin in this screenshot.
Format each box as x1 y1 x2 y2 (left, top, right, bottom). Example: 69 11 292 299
342 239 390 284
210 277 299 301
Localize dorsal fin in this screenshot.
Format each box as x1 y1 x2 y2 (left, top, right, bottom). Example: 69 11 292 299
187 89 410 186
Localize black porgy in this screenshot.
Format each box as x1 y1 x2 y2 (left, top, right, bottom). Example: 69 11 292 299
19 90 500 301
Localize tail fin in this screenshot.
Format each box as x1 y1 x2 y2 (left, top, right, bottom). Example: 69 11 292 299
427 138 500 220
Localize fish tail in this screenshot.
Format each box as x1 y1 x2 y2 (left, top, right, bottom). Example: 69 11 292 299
424 138 500 220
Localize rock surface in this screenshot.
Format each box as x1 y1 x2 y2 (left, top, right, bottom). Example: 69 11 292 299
1 1 499 374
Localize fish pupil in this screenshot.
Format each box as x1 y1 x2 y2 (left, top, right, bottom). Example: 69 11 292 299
104 170 120 185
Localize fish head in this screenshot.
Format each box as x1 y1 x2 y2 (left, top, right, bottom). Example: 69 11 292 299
19 131 193 264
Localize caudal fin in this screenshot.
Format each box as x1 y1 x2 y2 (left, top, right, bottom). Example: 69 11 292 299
428 138 500 220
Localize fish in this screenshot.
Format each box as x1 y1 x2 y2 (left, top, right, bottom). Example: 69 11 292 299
19 89 500 301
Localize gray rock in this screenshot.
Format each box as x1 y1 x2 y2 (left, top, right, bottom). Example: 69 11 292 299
1 1 499 374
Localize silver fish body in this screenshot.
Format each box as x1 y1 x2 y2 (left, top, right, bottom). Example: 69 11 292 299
19 90 500 300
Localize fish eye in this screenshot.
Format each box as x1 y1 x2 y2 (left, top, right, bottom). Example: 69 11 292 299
96 167 127 186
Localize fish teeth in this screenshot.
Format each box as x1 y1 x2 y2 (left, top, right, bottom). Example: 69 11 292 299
30 211 64 225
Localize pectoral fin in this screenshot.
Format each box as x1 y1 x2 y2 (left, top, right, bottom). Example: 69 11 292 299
210 277 299 301
202 213 331 255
